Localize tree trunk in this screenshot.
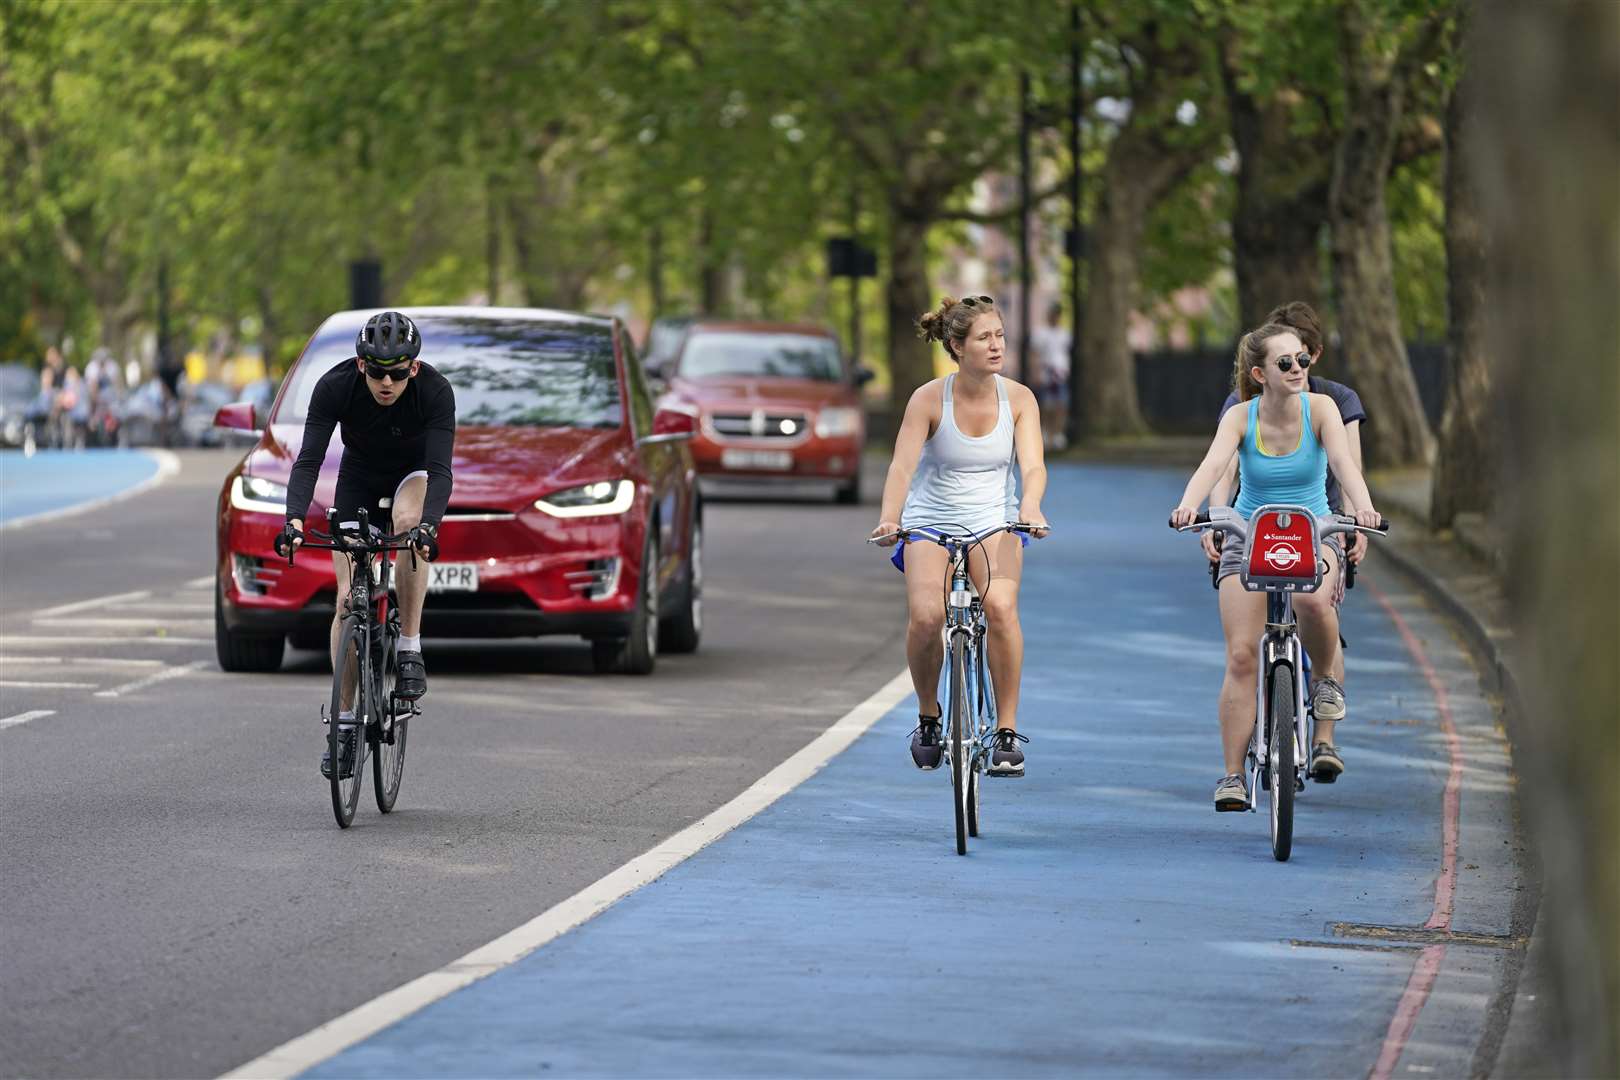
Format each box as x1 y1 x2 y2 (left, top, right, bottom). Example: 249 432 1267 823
1079 163 1150 437
1328 0 1436 468
1475 2 1619 1075
1430 52 1491 527
1219 34 1331 329
698 205 727 316
884 209 935 410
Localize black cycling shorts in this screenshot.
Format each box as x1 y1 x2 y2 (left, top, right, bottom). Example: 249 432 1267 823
329 458 428 534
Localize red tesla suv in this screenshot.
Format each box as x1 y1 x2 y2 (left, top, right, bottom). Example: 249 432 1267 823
213 307 701 675
651 322 873 503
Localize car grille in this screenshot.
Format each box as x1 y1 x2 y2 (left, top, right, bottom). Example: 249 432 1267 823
709 410 809 440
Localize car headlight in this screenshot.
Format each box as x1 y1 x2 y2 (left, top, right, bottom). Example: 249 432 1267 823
815 407 862 438
533 479 635 518
230 474 288 513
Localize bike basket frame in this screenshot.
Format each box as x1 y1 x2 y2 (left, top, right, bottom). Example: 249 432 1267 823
1240 504 1323 593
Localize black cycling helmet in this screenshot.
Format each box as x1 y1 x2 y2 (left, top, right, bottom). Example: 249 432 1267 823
355 311 421 363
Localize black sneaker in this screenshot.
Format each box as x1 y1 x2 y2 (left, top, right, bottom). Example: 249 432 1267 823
909 712 944 770
1309 742 1345 782
396 651 427 700
320 725 358 780
986 728 1027 778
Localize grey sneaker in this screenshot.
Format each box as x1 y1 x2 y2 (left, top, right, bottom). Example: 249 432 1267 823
986 728 1027 778
1309 742 1345 782
909 713 944 770
1213 772 1249 812
1310 675 1346 722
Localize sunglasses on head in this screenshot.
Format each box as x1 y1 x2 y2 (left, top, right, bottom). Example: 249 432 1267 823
959 295 994 307
361 358 412 382
1274 351 1312 373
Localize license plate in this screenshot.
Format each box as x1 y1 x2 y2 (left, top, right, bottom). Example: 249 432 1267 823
721 449 793 471
428 562 479 592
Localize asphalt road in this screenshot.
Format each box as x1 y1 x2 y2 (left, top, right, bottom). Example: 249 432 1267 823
0 451 907 1079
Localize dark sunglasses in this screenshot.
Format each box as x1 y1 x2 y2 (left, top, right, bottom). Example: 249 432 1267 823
959 294 994 307
1274 351 1313 373
361 359 413 382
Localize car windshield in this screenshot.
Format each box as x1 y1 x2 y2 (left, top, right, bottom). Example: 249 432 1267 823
278 315 623 429
678 332 841 382
0 365 39 403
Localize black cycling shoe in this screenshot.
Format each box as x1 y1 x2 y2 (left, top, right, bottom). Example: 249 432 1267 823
396 651 427 700
909 712 944 770
986 728 1028 778
320 725 358 781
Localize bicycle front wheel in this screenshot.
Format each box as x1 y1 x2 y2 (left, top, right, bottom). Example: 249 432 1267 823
372 619 408 813
1268 662 1296 861
329 618 368 828
950 632 970 856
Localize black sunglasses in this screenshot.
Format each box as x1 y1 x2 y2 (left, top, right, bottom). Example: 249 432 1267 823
1274 351 1312 373
959 294 994 307
361 358 413 382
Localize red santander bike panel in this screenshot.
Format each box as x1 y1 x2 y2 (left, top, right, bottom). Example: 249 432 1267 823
1242 507 1323 592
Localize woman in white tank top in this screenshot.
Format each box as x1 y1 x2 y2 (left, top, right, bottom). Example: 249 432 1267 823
871 295 1051 778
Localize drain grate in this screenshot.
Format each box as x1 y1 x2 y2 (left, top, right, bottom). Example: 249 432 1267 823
1289 938 1421 953
1331 921 1524 949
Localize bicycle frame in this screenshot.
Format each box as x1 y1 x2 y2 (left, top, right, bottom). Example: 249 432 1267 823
1250 589 1307 802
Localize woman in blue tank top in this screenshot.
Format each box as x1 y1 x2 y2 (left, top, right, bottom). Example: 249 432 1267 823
1170 323 1382 813
870 295 1050 778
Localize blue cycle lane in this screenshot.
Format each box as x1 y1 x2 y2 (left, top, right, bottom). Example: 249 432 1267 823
0 449 165 525
306 463 1510 1078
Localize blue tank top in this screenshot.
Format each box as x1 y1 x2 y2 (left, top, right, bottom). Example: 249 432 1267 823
1234 394 1330 518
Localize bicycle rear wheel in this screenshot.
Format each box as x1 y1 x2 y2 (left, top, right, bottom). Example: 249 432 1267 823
949 633 970 855
1268 662 1296 861
329 618 368 828
372 616 408 813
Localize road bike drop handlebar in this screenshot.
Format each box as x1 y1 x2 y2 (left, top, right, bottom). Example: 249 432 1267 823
272 512 438 570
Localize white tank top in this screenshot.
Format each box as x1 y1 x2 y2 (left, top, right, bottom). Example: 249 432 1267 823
901 373 1018 535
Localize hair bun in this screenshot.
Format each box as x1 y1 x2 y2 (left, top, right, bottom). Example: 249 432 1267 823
914 295 959 342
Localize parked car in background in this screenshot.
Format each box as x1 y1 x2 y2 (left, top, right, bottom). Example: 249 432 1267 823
181 382 236 448
213 306 702 676
0 363 39 448
116 379 177 448
641 314 694 379
655 321 873 503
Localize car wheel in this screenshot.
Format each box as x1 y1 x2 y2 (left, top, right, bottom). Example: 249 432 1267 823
659 511 702 654
591 530 658 675
215 579 285 673
835 468 861 505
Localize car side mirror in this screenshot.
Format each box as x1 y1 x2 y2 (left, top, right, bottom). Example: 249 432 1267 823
213 402 259 432
852 365 876 387
640 406 697 446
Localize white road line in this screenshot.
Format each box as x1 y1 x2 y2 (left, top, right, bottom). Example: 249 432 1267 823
0 635 213 647
0 449 180 532
185 575 216 589
0 656 165 667
0 681 97 689
0 710 56 730
220 668 915 1080
106 601 214 613
32 617 212 630
29 590 153 619
93 659 210 699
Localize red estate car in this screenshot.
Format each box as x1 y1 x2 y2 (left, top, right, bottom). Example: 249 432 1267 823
652 322 873 503
213 307 701 675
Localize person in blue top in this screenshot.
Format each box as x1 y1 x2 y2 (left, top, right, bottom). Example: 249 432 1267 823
1171 322 1382 811
1206 301 1369 784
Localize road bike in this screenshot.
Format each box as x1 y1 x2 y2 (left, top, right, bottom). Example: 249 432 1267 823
276 506 427 828
870 521 1045 855
1175 505 1386 861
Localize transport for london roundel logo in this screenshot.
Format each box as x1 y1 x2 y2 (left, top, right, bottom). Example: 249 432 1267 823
1264 543 1302 571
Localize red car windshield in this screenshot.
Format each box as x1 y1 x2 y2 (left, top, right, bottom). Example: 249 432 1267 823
679 333 841 381
280 315 624 429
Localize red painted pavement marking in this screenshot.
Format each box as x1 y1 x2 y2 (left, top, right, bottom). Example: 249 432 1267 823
1367 578 1465 1080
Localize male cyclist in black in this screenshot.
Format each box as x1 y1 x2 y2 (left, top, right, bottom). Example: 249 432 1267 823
277 311 455 779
